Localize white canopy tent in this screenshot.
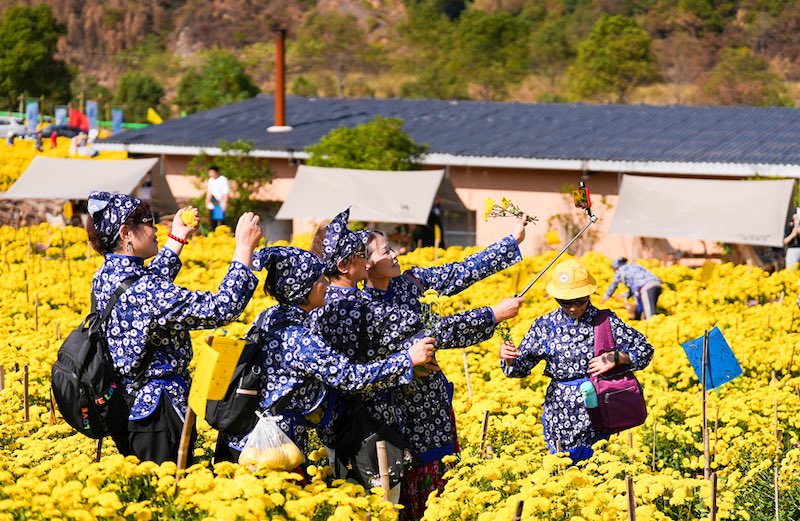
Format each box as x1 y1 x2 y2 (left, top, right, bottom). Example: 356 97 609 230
608 174 794 247
276 165 473 244
0 156 177 214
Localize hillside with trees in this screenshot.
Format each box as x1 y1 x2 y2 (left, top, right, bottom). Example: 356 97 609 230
1 0 799 122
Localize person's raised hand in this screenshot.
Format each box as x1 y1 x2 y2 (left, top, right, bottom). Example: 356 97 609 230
233 213 263 267
408 337 436 366
492 297 525 323
513 214 528 244
500 340 518 365
172 206 199 241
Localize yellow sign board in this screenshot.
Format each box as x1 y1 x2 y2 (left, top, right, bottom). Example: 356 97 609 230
188 336 246 418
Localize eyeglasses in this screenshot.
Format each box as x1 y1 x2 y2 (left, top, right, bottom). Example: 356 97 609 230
556 296 590 307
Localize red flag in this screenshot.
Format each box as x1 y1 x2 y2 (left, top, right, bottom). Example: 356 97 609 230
68 108 89 131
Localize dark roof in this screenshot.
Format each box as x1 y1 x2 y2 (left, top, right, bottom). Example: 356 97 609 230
101 96 800 166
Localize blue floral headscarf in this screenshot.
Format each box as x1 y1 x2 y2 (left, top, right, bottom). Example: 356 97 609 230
252 246 325 303
321 208 367 272
87 191 142 249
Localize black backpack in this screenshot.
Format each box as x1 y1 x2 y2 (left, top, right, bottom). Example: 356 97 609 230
205 312 267 435
51 277 139 439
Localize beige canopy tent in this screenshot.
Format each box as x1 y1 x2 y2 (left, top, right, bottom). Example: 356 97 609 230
276 165 472 244
608 174 794 247
0 156 177 214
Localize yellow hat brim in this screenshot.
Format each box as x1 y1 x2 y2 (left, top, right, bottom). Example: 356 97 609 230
545 281 597 300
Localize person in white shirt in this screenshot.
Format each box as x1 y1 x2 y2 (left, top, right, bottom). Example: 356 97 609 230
206 165 230 229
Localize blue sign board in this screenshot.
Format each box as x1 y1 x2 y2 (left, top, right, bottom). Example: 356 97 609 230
681 327 742 390
85 101 99 130
111 109 123 134
25 101 38 134
55 106 68 126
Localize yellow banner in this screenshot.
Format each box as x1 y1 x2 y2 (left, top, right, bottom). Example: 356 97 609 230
187 336 245 418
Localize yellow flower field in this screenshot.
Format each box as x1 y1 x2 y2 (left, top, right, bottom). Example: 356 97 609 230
1 224 799 520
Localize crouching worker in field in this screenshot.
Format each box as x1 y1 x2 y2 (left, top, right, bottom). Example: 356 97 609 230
86 191 262 463
500 259 654 463
214 246 437 471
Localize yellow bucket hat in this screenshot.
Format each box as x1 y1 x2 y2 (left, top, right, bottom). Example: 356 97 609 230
546 259 597 300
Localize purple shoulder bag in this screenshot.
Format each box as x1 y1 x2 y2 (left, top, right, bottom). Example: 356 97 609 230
586 310 648 434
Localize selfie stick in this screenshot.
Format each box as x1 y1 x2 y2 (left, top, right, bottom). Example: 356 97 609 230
515 182 599 298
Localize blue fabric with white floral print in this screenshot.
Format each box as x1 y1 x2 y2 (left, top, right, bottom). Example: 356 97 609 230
501 304 653 458
252 246 324 303
87 191 142 250
93 247 258 420
361 235 522 463
307 284 497 449
220 304 414 455
603 263 661 300
320 208 366 272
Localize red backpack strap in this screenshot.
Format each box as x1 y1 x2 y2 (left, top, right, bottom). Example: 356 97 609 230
593 309 614 356
403 272 426 293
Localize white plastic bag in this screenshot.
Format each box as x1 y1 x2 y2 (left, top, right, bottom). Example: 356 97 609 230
239 412 305 470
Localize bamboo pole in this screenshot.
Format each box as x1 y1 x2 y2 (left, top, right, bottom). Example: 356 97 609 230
0 365 4 391
55 322 60 341
628 432 633 449
34 292 38 331
774 466 780 521
710 472 717 521
652 420 658 472
462 350 473 410
555 440 561 454
376 440 391 502
626 476 636 521
175 407 196 483
480 411 490 458
702 330 711 480
512 500 524 521
23 365 29 422
49 389 55 426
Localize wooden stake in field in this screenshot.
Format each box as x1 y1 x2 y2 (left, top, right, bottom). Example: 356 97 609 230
652 420 658 472
49 389 55 426
512 500 524 521
462 350 473 410
626 476 636 521
0 365 4 391
710 472 717 521
628 432 634 449
55 322 60 341
176 406 196 483
479 411 490 458
23 365 29 422
702 329 711 480
774 466 780 521
34 292 39 331
376 440 391 502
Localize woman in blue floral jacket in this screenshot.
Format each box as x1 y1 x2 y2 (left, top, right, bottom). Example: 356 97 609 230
501 259 654 462
215 246 436 463
362 217 527 519
86 191 262 463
